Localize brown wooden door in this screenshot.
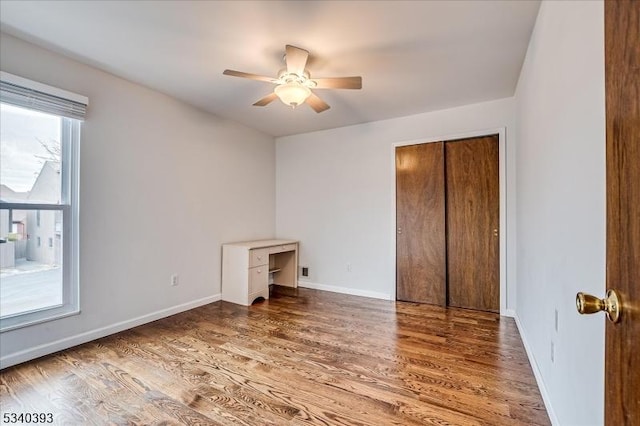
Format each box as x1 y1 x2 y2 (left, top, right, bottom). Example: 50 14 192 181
605 1 639 424
396 143 446 304
445 135 500 312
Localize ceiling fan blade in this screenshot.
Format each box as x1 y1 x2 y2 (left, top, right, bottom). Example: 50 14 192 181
253 92 279 106
223 69 276 83
285 45 309 76
306 92 330 113
313 76 362 90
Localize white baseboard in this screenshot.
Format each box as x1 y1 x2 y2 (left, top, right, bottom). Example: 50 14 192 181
513 312 559 425
0 294 221 369
502 308 516 317
297 280 393 301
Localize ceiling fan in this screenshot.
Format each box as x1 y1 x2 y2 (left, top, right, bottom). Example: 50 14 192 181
223 45 362 113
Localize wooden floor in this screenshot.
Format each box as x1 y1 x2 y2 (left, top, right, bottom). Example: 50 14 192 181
0 287 549 425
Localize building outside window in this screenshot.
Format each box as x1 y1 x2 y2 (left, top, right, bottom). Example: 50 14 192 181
0 72 86 331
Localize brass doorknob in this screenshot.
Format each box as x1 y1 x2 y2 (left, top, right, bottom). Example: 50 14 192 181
576 289 621 323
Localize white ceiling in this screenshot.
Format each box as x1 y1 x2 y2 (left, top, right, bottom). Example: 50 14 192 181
0 1 540 137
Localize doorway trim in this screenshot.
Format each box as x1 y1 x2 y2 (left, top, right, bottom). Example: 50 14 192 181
390 127 509 315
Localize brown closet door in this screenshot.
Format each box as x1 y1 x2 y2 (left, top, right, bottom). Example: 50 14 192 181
396 143 446 304
446 135 499 312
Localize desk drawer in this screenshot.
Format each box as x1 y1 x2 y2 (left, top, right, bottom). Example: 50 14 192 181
249 266 268 293
269 243 297 255
250 248 269 267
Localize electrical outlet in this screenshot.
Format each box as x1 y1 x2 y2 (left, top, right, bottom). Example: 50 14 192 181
550 341 555 363
347 263 352 272
301 266 309 278
170 274 179 287
554 309 559 332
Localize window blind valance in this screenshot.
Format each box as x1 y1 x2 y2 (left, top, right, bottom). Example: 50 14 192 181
0 71 88 121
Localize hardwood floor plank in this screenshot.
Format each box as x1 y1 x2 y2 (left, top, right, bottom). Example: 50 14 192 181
0 287 549 425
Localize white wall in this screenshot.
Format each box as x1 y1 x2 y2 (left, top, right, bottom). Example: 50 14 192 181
276 98 516 308
514 1 605 425
0 33 275 367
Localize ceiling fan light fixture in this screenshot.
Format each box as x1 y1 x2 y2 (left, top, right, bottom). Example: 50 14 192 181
223 44 360 113
274 82 311 108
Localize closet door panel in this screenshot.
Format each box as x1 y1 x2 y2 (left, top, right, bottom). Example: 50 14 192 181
445 135 500 312
396 143 446 304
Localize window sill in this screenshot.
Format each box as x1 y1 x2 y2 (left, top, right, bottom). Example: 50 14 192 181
0 307 80 332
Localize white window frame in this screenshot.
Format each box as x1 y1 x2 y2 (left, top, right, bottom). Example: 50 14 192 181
0 74 84 332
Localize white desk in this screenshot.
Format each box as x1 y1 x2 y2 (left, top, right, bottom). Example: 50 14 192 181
221 239 298 306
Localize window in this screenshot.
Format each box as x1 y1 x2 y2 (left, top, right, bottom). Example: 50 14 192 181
0 72 86 331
